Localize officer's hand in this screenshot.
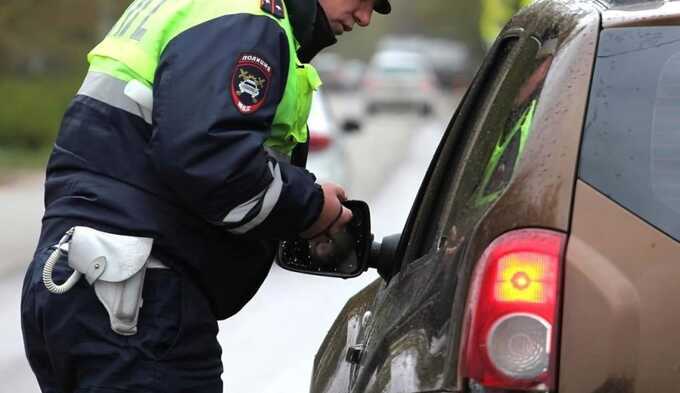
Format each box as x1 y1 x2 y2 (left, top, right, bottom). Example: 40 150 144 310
300 183 353 240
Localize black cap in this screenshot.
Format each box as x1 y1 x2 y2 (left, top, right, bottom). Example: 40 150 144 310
374 0 391 15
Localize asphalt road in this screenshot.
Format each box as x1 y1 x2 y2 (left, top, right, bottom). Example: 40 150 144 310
0 173 44 277
0 90 459 392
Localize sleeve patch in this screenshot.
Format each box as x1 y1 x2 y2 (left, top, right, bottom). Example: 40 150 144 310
230 53 273 115
260 0 285 18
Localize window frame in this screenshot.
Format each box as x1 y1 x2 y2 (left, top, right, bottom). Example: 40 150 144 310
579 26 680 243
391 29 543 275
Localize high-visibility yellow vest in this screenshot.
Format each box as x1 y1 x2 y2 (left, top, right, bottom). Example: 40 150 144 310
87 0 320 155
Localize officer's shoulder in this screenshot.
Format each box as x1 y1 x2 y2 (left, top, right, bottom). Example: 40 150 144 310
260 0 285 19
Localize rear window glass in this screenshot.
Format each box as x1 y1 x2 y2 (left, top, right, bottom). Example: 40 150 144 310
580 27 680 241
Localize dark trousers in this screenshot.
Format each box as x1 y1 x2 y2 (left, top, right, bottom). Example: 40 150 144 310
21 246 223 393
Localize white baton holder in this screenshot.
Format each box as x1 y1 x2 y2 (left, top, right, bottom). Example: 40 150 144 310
42 226 162 336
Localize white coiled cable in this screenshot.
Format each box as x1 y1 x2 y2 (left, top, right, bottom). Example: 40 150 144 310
42 228 82 294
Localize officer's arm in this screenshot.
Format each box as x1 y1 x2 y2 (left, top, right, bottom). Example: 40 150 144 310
150 14 322 239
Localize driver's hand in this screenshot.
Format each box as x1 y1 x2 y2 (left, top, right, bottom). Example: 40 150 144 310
300 182 353 240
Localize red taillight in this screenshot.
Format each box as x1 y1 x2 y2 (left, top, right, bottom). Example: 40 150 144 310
309 133 332 152
460 229 566 391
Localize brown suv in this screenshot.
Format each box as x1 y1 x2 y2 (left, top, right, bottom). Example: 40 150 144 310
278 0 680 392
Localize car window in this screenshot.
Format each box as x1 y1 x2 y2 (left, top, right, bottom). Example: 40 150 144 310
399 36 520 264
388 35 515 269
410 34 552 261
580 26 680 242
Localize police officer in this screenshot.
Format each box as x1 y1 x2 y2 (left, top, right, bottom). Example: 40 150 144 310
20 0 390 392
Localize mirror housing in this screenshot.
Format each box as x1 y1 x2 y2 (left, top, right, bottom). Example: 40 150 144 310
277 201 402 281
368 233 401 281
277 200 373 278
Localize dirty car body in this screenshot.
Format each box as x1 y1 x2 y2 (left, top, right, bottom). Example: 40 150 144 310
308 1 680 392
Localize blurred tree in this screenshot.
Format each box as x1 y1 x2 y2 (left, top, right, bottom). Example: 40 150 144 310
0 0 126 75
96 0 121 37
0 1 127 150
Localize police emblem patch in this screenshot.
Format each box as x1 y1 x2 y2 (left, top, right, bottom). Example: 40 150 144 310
231 53 273 114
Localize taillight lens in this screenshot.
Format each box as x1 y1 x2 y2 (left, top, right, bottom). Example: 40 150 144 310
460 229 566 391
309 133 332 152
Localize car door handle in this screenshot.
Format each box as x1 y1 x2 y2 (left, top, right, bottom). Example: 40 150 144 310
346 344 365 364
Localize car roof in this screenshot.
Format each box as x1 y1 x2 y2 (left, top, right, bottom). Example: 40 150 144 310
523 0 680 27
599 0 669 7
601 0 680 28
502 0 680 49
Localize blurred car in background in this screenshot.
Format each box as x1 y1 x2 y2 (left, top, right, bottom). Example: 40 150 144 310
306 89 352 188
378 36 472 90
339 59 367 92
363 49 438 116
313 53 368 92
313 53 346 91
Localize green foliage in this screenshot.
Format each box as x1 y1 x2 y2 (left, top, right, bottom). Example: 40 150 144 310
0 145 52 170
0 76 81 148
0 0 127 74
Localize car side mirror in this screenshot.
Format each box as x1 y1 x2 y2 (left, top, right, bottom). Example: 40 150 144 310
277 201 401 280
341 118 361 134
277 200 373 278
368 233 401 281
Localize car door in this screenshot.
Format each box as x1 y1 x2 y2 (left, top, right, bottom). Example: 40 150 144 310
341 31 548 393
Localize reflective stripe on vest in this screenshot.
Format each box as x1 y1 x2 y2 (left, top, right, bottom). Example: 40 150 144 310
78 72 153 124
222 160 284 234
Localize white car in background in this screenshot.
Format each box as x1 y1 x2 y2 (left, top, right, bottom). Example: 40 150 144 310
378 36 471 90
363 49 439 116
306 90 352 188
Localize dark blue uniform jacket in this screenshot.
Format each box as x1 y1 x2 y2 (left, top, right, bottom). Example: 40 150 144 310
38 0 337 319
